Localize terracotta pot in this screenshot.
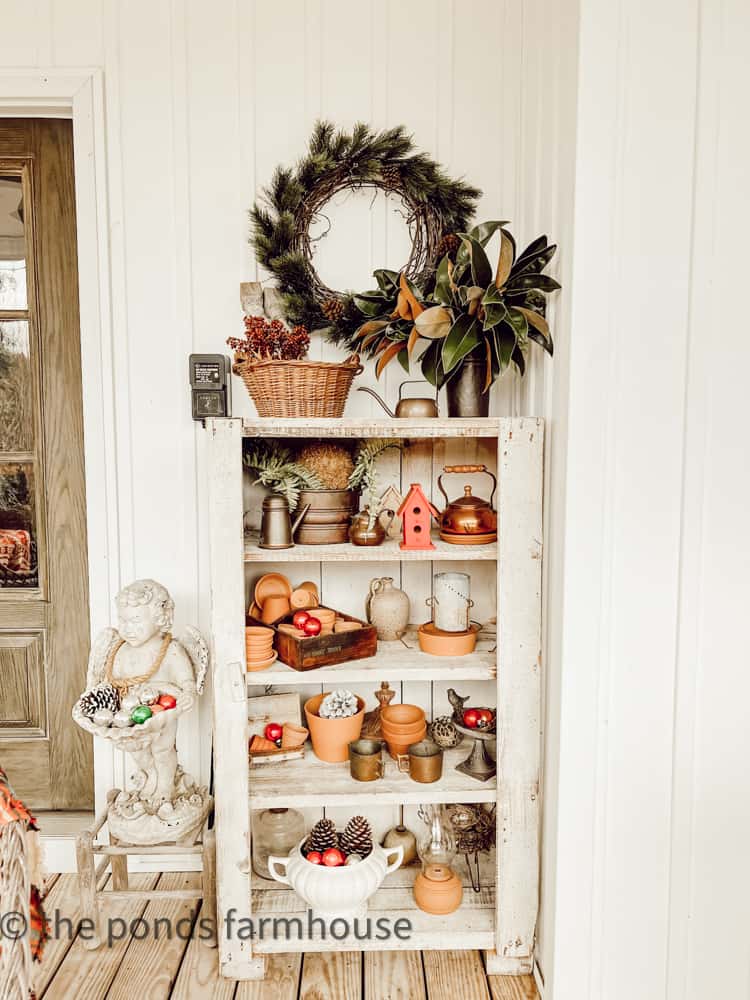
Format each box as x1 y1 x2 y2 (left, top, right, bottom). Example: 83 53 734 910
413 863 463 914
304 693 366 762
384 729 427 759
381 704 425 729
268 838 403 916
262 595 291 624
381 719 427 741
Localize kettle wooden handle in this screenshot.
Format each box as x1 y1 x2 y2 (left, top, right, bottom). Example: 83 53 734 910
437 464 497 510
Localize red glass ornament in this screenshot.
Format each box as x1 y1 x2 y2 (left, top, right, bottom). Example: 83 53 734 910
322 848 345 867
292 611 311 630
302 617 322 636
264 722 283 742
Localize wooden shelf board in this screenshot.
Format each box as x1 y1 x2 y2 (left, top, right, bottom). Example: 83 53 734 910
242 417 504 440
246 629 496 685
244 531 497 563
250 855 495 953
248 746 496 808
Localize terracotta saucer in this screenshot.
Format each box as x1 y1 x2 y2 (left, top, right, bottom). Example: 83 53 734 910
439 530 497 545
246 650 278 672
417 621 480 656
254 573 292 608
248 601 262 620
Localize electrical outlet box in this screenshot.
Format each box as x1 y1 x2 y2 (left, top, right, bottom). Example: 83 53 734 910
189 354 231 420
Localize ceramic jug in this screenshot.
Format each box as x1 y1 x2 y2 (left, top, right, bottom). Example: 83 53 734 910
366 577 410 641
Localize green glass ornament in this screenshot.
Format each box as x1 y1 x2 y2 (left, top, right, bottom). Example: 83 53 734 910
131 705 153 725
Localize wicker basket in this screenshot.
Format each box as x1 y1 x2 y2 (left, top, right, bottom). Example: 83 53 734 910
233 354 363 418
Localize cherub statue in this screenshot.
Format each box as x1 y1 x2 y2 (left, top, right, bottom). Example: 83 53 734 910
73 579 211 845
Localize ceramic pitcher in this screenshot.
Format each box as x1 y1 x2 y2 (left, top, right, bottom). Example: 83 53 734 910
366 577 409 641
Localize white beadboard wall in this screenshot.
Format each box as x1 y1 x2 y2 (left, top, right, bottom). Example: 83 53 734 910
0 0 564 963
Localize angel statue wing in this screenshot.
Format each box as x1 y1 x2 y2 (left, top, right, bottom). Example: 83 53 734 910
86 627 120 689
181 625 210 694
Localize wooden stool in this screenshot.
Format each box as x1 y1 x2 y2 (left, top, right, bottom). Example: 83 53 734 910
75 789 216 950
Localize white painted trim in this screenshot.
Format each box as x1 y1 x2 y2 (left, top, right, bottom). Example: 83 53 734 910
0 69 121 815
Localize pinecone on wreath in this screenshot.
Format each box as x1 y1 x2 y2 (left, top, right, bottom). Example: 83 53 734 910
78 682 120 718
306 818 339 854
381 165 401 190
340 816 373 858
436 233 461 260
321 297 345 323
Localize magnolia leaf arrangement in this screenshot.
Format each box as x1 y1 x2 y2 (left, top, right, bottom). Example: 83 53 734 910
350 221 560 391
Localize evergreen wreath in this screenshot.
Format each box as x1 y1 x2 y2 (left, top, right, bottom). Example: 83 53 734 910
250 121 480 345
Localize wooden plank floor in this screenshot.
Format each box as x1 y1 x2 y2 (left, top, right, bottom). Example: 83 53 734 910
34 874 539 1000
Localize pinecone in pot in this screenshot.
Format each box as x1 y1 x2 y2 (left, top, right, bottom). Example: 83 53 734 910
340 815 373 858
305 818 339 855
436 233 461 260
78 682 120 718
319 689 360 719
321 297 345 323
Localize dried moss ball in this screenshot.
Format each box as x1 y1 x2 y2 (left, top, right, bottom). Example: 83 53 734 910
297 443 353 490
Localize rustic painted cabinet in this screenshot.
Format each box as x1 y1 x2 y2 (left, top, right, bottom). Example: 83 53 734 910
206 417 543 980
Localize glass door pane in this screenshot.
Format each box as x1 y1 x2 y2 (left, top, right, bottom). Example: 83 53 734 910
0 320 33 451
0 175 26 309
0 462 38 588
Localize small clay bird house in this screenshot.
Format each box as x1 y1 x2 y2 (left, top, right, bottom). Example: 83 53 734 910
397 483 439 550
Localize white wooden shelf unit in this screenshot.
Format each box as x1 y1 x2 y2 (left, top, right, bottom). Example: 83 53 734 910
207 416 543 981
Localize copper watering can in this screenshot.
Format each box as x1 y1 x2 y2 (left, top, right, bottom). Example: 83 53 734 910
258 495 310 550
357 381 439 418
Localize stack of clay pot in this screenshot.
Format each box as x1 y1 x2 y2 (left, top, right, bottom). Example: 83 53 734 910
380 704 427 758
245 625 276 671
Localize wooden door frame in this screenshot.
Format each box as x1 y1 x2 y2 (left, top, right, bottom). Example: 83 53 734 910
0 70 121 815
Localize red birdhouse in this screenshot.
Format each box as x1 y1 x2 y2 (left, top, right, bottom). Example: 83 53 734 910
397 484 439 550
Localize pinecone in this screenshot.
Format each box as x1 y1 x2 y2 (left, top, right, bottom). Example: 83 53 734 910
307 818 339 854
78 683 120 718
319 689 359 719
321 297 345 323
436 233 460 259
381 165 401 190
340 816 373 858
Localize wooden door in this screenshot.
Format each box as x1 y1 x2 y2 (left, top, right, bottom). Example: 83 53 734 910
0 119 92 809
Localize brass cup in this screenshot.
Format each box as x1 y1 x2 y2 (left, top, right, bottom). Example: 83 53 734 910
397 740 443 783
348 739 385 781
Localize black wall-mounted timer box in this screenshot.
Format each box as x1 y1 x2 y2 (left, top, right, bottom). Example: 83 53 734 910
188 354 232 420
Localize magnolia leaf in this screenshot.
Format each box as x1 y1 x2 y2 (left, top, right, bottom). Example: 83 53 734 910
495 228 516 288
506 307 529 343
415 305 453 340
354 294 386 317
373 268 400 293
511 241 556 278
447 259 458 293
483 338 493 394
420 339 442 387
506 273 562 293
514 234 548 264
355 319 389 340
515 306 551 345
512 342 526 377
457 234 493 287
397 348 411 374
376 341 406 377
494 324 517 372
442 314 481 374
469 220 510 246
399 272 424 318
528 328 554 357
362 331 386 350
407 324 421 356
434 255 453 306
482 285 508 330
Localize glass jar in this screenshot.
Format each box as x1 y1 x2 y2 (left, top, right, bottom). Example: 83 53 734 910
417 804 456 869
252 808 306 880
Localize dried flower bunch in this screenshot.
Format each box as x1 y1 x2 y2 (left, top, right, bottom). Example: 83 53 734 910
228 315 310 364
296 443 354 490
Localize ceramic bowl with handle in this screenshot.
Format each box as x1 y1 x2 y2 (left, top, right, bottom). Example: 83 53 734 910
268 839 404 916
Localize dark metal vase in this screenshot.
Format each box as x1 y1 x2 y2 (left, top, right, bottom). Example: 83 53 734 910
446 358 490 418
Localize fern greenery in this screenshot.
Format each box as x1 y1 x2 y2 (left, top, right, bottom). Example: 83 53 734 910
348 439 402 527
243 441 322 509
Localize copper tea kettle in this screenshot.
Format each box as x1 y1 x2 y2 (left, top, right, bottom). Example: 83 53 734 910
357 381 439 418
437 465 497 544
